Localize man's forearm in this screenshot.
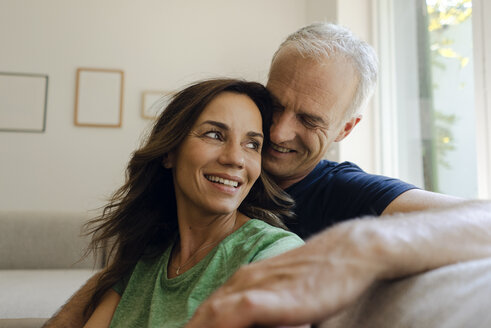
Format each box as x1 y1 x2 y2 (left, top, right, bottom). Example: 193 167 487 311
42 271 101 328
353 200 491 279
184 200 491 328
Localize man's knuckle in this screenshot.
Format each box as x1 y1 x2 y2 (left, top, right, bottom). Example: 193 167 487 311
208 299 223 315
239 292 258 309
247 268 265 282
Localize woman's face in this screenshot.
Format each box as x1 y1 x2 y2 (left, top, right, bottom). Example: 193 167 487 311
169 91 264 216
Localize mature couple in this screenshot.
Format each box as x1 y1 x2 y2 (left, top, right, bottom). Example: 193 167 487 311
44 22 491 328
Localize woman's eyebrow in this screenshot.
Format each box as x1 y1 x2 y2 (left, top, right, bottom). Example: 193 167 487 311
200 120 263 139
247 131 264 139
200 120 228 130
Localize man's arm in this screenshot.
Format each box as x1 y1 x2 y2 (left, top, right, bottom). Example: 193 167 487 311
42 271 102 328
185 201 491 328
382 188 464 215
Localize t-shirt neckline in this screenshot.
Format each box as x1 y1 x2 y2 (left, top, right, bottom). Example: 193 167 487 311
162 219 259 284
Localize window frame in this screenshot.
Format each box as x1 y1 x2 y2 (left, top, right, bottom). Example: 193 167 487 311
472 0 491 198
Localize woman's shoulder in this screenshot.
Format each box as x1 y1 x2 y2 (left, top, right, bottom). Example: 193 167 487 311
220 219 304 263
241 219 300 237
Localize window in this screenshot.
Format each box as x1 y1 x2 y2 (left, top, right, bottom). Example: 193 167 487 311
375 0 490 198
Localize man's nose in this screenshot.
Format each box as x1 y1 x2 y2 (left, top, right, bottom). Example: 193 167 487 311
218 141 245 168
269 110 296 144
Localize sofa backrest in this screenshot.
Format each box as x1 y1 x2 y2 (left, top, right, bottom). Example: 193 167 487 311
0 211 105 269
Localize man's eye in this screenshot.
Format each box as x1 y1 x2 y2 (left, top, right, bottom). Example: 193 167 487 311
204 131 222 140
300 116 318 129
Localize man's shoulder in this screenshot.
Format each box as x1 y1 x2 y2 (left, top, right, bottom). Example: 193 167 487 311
308 160 409 187
319 159 365 173
309 160 366 179
288 160 366 194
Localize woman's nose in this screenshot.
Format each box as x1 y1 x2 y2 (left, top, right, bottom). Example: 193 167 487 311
218 142 245 168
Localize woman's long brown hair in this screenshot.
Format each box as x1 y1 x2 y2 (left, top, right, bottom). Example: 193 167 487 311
83 78 294 315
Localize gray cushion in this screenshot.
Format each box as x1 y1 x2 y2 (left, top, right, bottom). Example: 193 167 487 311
0 211 102 269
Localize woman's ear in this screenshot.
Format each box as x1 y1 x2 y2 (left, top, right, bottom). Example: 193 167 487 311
162 152 175 169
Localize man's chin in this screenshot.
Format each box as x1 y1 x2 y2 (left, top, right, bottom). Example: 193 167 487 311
263 158 293 180
263 157 280 173
263 166 301 189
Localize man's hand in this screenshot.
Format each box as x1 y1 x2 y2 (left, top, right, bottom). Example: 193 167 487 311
186 221 385 328
187 201 491 328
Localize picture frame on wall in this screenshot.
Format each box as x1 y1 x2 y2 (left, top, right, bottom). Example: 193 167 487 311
74 68 124 128
141 90 174 120
0 72 48 133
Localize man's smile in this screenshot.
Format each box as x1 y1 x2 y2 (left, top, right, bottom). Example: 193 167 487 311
270 143 295 153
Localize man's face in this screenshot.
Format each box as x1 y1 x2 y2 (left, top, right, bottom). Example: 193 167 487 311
264 48 360 189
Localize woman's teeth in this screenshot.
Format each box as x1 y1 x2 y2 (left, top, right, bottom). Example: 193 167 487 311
205 175 239 188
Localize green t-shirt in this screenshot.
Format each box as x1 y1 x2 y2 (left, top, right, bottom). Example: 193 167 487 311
110 219 304 328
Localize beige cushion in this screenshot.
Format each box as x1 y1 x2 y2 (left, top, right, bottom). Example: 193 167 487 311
0 318 47 328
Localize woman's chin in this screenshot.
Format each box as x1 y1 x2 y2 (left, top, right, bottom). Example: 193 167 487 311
200 202 241 217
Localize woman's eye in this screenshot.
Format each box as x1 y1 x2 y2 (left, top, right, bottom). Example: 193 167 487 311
245 141 261 151
204 131 222 140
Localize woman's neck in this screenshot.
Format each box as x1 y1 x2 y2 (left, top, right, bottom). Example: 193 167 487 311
168 208 249 277
177 211 238 257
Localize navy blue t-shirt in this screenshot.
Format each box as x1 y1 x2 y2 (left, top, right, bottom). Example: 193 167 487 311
284 160 417 239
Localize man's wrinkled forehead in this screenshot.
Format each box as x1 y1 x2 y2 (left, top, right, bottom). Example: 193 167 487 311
268 48 358 120
269 55 340 104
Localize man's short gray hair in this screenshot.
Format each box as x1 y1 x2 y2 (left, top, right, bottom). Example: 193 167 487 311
271 22 378 119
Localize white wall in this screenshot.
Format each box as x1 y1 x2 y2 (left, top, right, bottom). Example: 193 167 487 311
0 0 307 212
306 0 337 23
336 0 377 174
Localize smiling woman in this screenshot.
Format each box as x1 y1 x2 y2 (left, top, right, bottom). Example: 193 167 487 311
80 79 304 328
169 92 264 217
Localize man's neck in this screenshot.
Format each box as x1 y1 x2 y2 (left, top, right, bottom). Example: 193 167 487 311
275 174 309 190
271 163 323 189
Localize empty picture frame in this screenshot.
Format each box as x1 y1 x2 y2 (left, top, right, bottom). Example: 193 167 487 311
141 90 174 119
74 68 124 128
0 72 48 133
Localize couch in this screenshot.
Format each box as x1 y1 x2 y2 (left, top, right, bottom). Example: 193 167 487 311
320 257 491 328
0 211 103 327
1 211 491 328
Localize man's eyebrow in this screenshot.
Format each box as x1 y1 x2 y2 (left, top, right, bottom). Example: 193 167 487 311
200 120 264 139
300 112 327 125
268 87 328 126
